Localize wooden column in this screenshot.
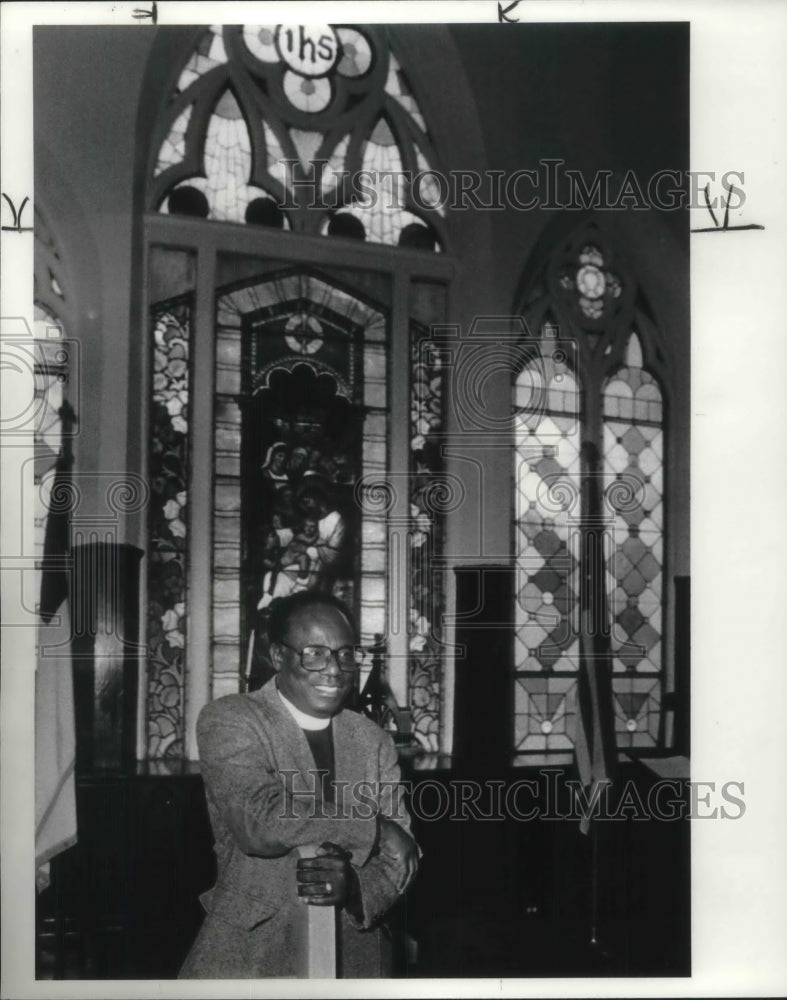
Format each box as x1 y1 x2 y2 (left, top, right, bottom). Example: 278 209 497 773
293 845 337 978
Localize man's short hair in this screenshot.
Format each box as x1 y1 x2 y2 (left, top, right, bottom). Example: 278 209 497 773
266 591 357 645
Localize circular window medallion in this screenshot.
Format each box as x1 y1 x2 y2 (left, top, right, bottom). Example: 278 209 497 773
576 264 606 300
275 25 339 77
285 314 324 354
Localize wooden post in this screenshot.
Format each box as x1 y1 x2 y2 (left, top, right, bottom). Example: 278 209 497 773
293 845 337 978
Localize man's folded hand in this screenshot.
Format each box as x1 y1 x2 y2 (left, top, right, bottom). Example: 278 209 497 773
296 841 358 908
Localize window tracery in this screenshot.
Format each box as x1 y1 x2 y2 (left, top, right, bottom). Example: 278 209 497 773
149 25 445 250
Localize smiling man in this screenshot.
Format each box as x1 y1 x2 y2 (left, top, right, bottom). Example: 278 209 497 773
180 591 419 979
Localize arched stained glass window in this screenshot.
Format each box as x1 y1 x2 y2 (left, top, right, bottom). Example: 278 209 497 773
513 220 670 763
148 25 446 250
140 24 468 761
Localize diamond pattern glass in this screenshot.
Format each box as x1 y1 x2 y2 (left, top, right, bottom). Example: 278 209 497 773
603 333 664 748
603 332 664 684
514 348 581 698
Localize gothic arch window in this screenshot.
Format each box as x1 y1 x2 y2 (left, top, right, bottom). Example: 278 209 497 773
140 24 458 760
148 24 446 251
512 220 672 763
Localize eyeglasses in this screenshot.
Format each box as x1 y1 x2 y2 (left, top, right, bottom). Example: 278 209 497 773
279 640 361 673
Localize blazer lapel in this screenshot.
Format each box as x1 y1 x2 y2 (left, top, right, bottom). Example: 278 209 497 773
332 710 369 814
256 679 322 792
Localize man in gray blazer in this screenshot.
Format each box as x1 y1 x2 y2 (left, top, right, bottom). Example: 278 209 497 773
180 591 419 978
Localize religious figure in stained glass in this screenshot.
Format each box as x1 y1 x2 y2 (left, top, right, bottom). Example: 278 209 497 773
209 272 388 695
251 363 358 615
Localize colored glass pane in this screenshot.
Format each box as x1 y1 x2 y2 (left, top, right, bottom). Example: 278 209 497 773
263 121 292 198
175 25 226 93
283 70 332 113
385 52 426 131
513 676 577 752
203 91 250 221
147 302 191 758
290 129 324 168
514 351 582 673
409 318 446 752
611 675 661 748
242 25 278 63
415 147 446 217
322 135 349 200
336 27 373 77
155 105 192 176
603 334 664 681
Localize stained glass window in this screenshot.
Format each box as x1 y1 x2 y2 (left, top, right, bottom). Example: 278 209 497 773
513 327 583 754
145 30 453 758
214 270 389 702
409 320 446 752
603 332 664 748
513 221 669 762
146 301 191 758
148 25 446 249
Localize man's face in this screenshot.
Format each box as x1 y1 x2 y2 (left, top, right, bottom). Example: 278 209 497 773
272 604 355 718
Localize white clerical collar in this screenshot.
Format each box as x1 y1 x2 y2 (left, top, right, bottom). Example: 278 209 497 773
277 686 331 730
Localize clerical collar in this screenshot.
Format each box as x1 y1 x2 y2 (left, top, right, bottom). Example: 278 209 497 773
277 686 331 730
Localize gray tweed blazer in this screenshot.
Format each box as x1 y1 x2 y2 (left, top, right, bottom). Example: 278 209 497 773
179 678 417 978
